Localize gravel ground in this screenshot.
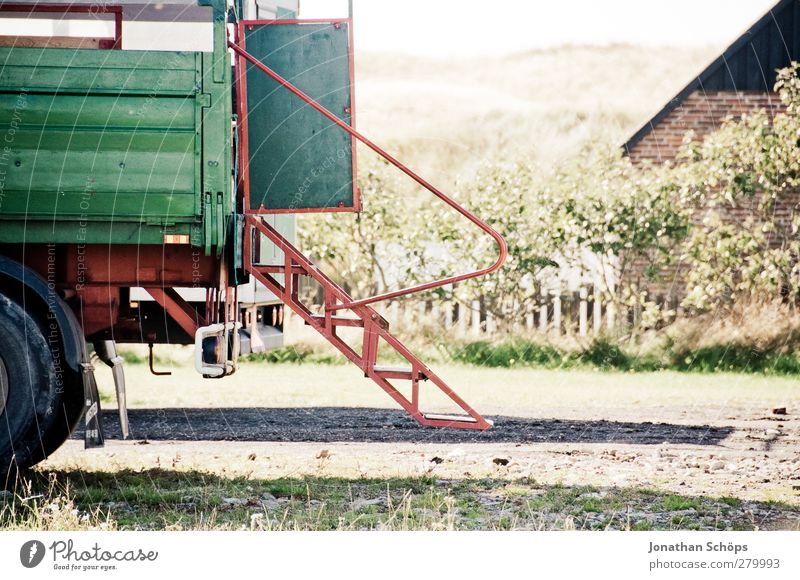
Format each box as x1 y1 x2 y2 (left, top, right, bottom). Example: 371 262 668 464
40 365 799 529
78 407 735 445
61 404 800 510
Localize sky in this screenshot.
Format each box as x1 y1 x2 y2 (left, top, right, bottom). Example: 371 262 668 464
0 1 781 55
301 0 780 56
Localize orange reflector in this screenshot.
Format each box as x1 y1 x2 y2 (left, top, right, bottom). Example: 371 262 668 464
163 234 190 244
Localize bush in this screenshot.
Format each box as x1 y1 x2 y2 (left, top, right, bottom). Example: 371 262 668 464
241 345 343 365
676 63 800 310
573 338 632 370
664 299 800 374
669 345 800 374
451 339 563 368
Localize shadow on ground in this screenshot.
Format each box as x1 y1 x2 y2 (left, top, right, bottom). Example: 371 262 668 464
73 408 734 445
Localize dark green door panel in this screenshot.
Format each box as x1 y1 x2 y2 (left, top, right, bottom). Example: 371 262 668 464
243 22 355 211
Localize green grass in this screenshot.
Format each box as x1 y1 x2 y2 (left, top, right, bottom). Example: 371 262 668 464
118 334 800 377
92 359 798 420
447 337 800 375
124 338 800 375
658 495 701 512
2 470 796 531
668 344 800 375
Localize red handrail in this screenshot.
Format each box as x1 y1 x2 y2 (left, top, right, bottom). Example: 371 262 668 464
229 38 508 311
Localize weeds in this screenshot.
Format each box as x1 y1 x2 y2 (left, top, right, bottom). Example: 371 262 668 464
0 474 115 531
3 470 795 531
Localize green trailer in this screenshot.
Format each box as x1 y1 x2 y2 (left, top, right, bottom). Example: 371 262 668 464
0 0 506 472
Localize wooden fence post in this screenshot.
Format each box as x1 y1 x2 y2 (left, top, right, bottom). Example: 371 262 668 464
579 287 588 337
539 289 548 334
431 302 440 326
552 292 561 337
606 302 616 332
593 287 601 335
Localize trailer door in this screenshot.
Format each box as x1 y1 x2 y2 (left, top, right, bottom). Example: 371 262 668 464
236 19 357 213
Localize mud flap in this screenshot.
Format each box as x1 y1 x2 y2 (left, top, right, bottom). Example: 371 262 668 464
81 362 104 448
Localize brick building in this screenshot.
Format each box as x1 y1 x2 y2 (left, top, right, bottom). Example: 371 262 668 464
621 0 800 302
624 0 800 165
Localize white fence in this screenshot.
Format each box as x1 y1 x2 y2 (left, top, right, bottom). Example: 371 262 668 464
369 288 676 337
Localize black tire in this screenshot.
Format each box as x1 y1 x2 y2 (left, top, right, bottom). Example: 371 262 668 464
0 292 83 474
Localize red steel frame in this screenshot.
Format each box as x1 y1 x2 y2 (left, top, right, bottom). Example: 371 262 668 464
235 18 359 214
244 215 493 430
229 37 508 312
143 287 203 338
232 29 507 429
0 3 123 49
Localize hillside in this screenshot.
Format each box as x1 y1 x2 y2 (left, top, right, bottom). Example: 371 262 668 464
353 44 720 182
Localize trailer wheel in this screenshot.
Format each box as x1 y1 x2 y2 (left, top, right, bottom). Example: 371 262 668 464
0 293 81 473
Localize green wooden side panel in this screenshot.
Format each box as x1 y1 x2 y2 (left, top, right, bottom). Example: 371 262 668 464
243 22 355 211
0 47 214 247
0 48 198 95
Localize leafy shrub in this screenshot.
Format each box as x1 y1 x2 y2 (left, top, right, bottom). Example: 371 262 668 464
451 340 563 368
241 345 342 365
573 338 632 370
676 63 800 310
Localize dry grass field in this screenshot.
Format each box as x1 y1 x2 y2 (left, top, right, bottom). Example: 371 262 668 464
355 45 717 179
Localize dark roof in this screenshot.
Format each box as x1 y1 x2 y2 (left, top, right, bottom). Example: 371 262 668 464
624 0 800 154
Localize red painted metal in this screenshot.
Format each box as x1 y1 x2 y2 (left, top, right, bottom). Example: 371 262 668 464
234 19 359 213
143 287 202 338
0 3 123 49
346 12 360 212
76 286 120 337
228 39 508 312
0 244 219 288
233 21 249 206
245 215 493 430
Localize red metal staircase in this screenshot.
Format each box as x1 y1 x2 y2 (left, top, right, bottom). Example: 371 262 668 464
231 35 507 430
245 215 492 429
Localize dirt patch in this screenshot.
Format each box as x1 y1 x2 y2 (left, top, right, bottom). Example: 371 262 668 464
40 366 800 528
59 404 800 508
78 407 735 445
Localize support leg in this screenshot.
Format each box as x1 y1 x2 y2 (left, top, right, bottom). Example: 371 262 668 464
94 340 129 440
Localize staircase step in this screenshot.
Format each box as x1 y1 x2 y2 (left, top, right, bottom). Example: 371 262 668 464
307 314 364 328
424 413 493 426
372 365 420 380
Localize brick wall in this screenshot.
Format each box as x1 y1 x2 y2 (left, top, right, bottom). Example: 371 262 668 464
625 90 793 303
627 91 784 164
